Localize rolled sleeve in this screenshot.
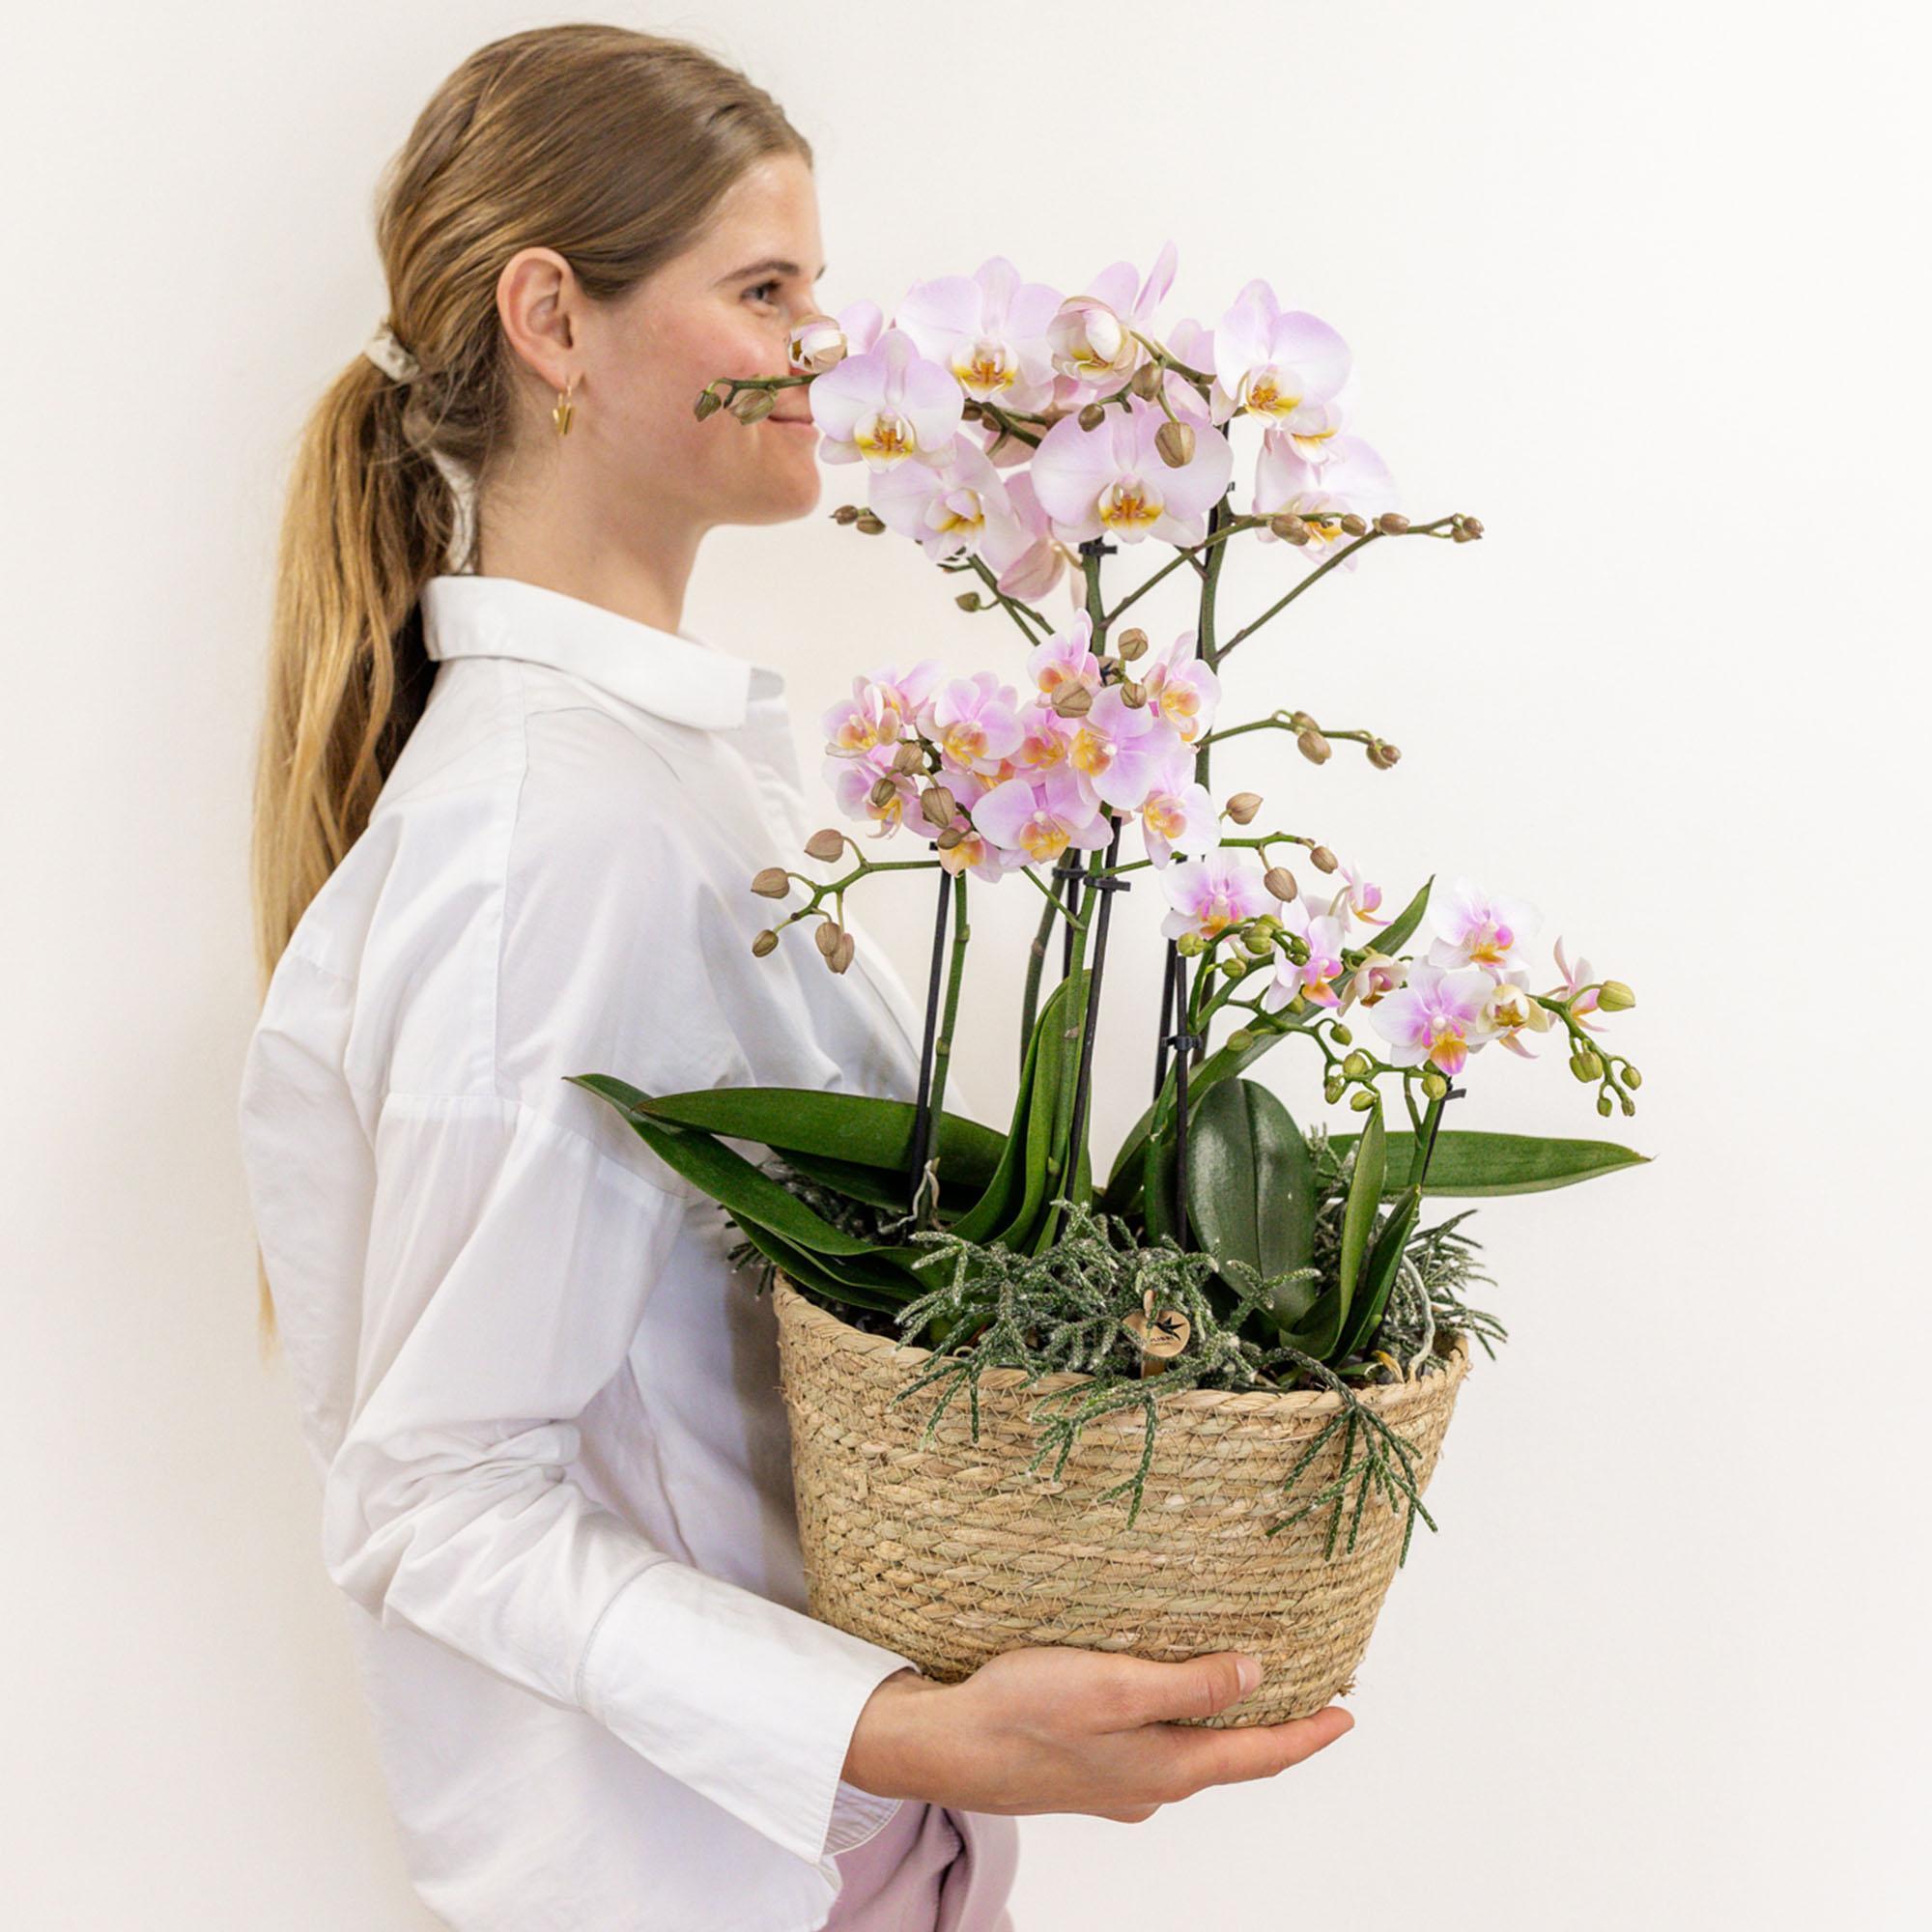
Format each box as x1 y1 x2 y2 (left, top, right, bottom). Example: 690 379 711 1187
579 1559 917 1869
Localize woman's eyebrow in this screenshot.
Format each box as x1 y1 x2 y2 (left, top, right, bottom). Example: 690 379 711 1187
716 257 828 284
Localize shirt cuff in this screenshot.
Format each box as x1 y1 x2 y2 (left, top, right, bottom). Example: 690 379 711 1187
577 1556 922 1870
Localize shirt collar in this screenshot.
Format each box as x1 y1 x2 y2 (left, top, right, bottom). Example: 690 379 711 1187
421 573 775 731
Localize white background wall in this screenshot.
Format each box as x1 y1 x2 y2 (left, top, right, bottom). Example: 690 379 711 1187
6 3 1926 1925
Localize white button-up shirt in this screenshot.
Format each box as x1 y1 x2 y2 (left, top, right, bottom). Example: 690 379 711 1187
237 572 946 1932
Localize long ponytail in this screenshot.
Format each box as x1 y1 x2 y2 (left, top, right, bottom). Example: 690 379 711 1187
245 23 810 1347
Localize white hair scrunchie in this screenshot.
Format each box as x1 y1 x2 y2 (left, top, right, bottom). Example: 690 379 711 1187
363 323 422 384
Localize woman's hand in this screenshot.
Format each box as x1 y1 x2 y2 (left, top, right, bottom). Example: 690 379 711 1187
841 1647 1354 1824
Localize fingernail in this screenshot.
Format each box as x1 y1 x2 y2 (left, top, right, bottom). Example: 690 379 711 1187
1236 1655 1262 1693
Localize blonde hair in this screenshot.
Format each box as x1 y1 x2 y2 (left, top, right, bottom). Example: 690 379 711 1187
246 24 810 1347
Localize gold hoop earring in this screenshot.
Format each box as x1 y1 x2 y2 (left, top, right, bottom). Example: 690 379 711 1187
553 378 577 438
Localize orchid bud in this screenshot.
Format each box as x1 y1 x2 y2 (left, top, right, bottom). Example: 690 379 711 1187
1154 419 1196 469
1078 402 1107 432
1366 738 1400 769
1220 954 1249 980
831 504 861 525
1324 1077 1345 1104
1462 515 1485 538
1297 728 1332 765
1120 679 1149 709
694 385 724 420
920 784 956 830
751 867 790 898
815 920 843 959
1343 1052 1369 1079
891 741 924 776
1226 1028 1255 1052
935 825 965 850
1116 627 1149 662
1176 931 1207 957
728 386 777 424
1597 980 1635 1011
867 775 898 809
1264 866 1298 902
1617 1092 1635 1117
804 827 845 863
1128 360 1162 399
1340 512 1368 536
1349 1089 1377 1112
1242 927 1272 956
955 590 983 611
1052 682 1094 717
1329 1023 1352 1045
1422 1070 1448 1100
1288 710 1316 731
960 399 984 421
830 930 856 974
1596 1093 1613 1116
1375 511 1410 535
1268 513 1311 545
1452 525 1474 543
1622 1064 1642 1089
1311 845 1338 873
752 928 780 957
1225 791 1263 825
854 511 886 535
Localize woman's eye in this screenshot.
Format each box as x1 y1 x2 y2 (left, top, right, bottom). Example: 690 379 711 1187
745 280 783 307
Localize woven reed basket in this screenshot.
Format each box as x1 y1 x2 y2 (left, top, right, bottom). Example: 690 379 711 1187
772 1275 1472 1727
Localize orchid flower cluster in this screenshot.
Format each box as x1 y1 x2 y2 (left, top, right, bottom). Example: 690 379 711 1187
688 238 1640 1286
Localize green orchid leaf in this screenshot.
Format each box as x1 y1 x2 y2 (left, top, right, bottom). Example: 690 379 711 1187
567 1075 908 1263
1332 1183 1423 1362
615 1086 1004 1193
1337 1101 1387 1301
1323 1128 1650 1197
1186 1077 1317 1287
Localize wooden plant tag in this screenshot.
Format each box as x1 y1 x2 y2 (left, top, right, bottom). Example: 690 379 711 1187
1124 1288 1191 1374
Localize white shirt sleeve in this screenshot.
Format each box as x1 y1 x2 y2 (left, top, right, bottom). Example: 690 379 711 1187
320 1084 921 1871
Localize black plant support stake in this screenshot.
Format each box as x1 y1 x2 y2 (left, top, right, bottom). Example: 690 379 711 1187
1165 953 1202 1251
1152 939 1179 1098
907 866 952 1213
1064 820 1127 1208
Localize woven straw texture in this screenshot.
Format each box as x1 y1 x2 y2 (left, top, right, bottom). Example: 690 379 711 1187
773 1275 1470 1726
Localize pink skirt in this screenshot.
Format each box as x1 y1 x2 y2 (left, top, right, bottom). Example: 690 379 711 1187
824 1798 1020 1931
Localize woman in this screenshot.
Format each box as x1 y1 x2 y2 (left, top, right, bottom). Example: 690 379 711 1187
238 25 1351 1931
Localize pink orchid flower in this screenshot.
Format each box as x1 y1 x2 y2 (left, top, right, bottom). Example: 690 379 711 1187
1253 432 1399 574
1367 963 1498 1077
1479 970 1557 1059
1262 897 1352 1009
1139 630 1222 742
1550 935 1606 1035
1046 239 1178 405
972 763 1111 866
824 746 918 838
1066 685 1167 811
1304 858 1389 927
867 433 1033 570
1010 701 1074 772
1336 950 1408 1014
921 671 1025 777
895 256 1064 413
1210 280 1351 437
934 812 1016 883
1137 745 1215 868
1159 849 1269 941
809 326 963 469
991 470 1085 605
1426 877 1543 980
1030 396 1235 548
821 660 941 756
1026 611 1102 698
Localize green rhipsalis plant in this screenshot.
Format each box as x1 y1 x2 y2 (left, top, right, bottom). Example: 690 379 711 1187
571 241 1649 1558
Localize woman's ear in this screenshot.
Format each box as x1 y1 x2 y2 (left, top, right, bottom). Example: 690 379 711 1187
496 246 580 393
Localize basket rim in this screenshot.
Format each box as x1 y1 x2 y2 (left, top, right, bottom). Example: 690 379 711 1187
769 1272 1469 1419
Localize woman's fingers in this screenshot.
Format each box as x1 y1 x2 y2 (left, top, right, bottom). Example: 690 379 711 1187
1147 1703 1356 1799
